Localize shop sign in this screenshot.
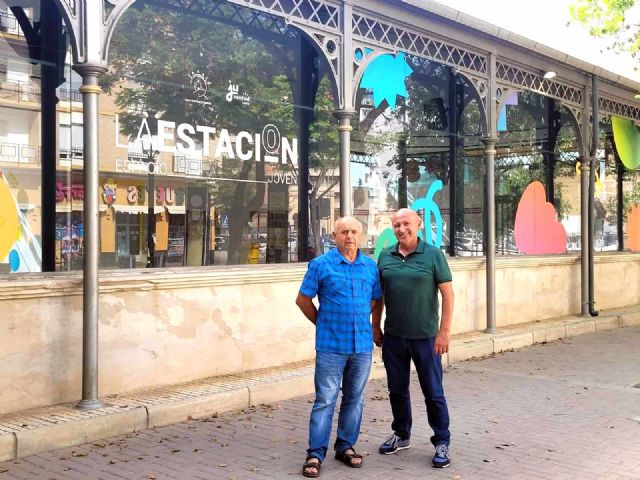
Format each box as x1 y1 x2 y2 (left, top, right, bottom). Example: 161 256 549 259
115 158 169 176
56 182 84 202
115 115 297 165
156 186 175 205
102 182 117 206
127 186 138 204
267 172 294 185
126 185 180 206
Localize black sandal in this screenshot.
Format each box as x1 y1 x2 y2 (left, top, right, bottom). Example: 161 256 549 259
335 448 363 468
302 456 322 478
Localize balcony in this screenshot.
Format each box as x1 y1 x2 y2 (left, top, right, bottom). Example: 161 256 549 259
58 88 82 103
0 141 39 166
0 80 40 104
0 10 22 36
173 155 203 176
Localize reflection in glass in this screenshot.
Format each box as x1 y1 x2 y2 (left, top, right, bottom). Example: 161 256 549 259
496 92 579 255
352 55 484 257
98 0 339 268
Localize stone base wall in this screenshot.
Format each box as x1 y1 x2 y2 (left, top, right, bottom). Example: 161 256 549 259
1 253 638 415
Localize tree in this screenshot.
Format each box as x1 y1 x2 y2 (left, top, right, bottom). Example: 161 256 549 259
570 0 640 55
103 4 339 264
307 78 340 256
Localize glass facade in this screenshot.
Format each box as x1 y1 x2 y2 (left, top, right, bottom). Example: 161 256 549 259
69 0 337 269
495 91 580 255
1 0 640 275
351 55 485 258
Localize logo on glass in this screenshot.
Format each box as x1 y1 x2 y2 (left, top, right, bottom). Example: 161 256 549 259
226 80 251 105
188 71 209 99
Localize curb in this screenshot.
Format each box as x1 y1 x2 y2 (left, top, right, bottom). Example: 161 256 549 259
1 307 639 462
15 408 147 459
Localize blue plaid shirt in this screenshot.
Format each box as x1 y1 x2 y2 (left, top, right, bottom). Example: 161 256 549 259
299 248 382 354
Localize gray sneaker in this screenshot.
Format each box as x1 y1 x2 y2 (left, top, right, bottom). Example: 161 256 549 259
378 434 411 454
432 444 450 468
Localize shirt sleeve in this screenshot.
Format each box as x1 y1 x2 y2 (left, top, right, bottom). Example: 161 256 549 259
299 259 320 298
371 263 383 300
434 250 453 284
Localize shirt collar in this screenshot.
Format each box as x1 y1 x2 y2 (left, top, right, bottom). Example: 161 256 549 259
332 247 364 265
391 238 425 256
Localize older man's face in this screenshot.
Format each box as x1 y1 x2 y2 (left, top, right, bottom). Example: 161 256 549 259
392 209 421 248
334 217 362 256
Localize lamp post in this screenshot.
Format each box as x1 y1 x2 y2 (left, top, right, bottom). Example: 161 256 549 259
143 144 159 268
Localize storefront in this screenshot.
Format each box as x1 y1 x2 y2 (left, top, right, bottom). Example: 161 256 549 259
3 0 640 412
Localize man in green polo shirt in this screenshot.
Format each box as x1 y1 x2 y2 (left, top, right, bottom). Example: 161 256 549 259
373 208 454 469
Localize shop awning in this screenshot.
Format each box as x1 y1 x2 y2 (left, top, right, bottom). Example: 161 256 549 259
165 205 185 214
111 204 165 214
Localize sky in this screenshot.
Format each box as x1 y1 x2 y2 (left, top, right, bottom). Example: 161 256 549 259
431 0 640 82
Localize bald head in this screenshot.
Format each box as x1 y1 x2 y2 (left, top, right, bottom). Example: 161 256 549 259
392 208 421 251
391 208 421 226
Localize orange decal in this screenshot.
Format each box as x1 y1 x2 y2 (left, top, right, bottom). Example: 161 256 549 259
514 181 567 254
628 205 640 253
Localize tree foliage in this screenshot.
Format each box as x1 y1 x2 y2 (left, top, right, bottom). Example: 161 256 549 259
570 0 640 54
103 2 339 263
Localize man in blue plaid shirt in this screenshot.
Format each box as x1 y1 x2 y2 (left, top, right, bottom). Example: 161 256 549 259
296 216 382 478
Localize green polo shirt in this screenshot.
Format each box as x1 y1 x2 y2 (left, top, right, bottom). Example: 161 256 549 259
378 240 452 339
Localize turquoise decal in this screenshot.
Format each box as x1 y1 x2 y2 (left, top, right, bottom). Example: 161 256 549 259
359 52 413 111
372 180 444 260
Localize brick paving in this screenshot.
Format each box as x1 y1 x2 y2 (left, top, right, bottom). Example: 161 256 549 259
1 326 640 480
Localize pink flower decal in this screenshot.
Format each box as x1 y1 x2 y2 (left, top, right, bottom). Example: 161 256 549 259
628 205 640 253
514 181 566 254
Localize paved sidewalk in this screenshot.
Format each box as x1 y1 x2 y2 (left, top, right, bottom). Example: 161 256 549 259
2 326 640 479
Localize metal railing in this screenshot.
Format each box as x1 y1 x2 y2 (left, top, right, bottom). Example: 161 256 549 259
0 10 22 36
58 88 82 102
59 147 84 160
0 80 40 103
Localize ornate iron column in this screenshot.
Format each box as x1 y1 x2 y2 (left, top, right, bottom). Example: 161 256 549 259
580 83 590 316
483 53 498 333
335 110 355 216
55 0 137 409
73 63 107 410
335 0 355 217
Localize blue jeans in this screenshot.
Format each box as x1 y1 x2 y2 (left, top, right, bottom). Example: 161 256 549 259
307 351 372 462
382 334 450 446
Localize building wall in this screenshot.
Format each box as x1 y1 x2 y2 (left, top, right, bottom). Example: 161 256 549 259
1 253 639 415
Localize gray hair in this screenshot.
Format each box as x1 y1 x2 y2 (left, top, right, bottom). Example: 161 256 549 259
334 216 363 233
